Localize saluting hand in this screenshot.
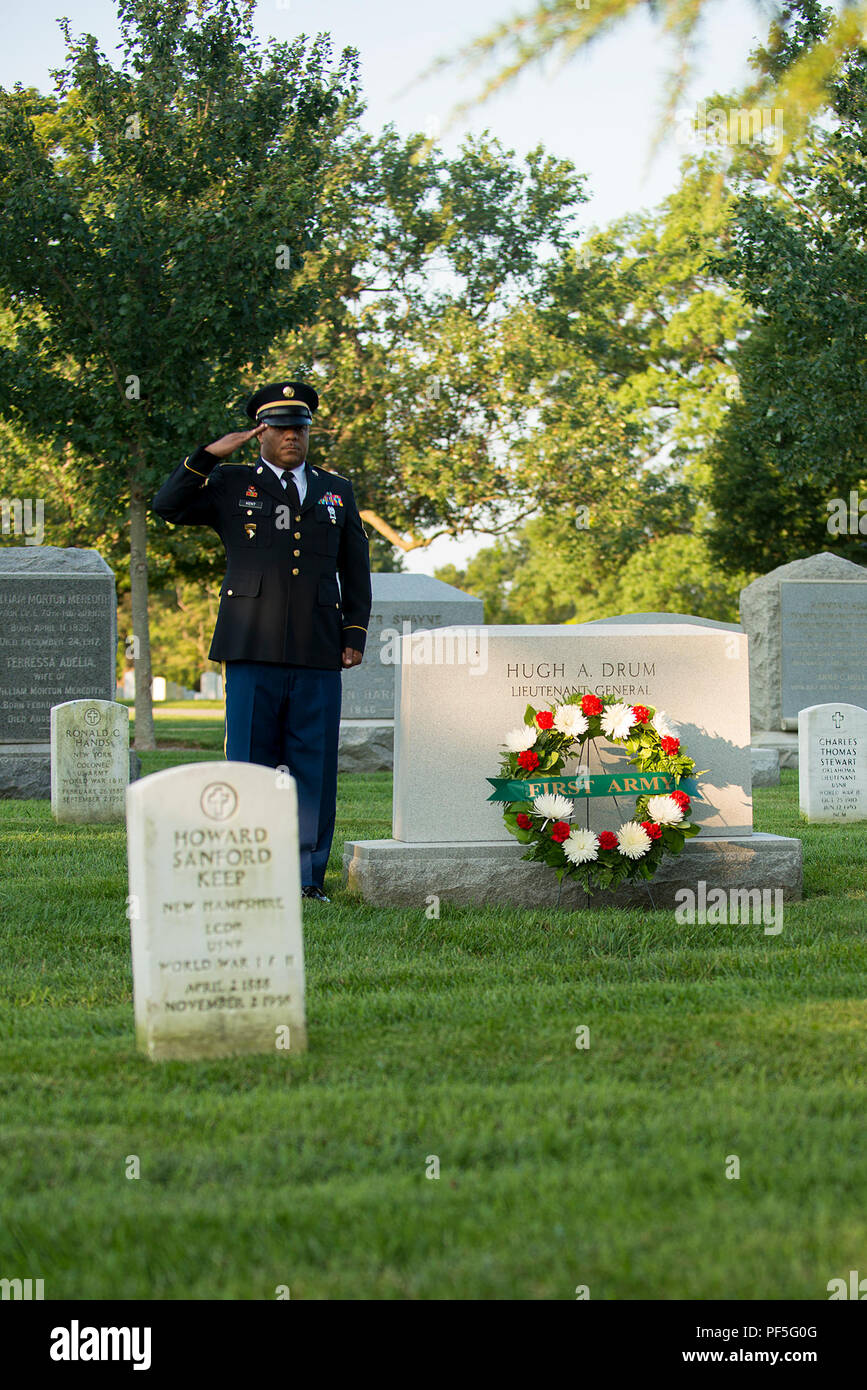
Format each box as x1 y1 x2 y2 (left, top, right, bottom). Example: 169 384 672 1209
205 423 266 458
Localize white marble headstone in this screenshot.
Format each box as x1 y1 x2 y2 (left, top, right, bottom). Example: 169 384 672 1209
126 761 306 1061
50 699 129 823
151 676 167 702
393 622 753 842
798 703 867 823
200 671 223 700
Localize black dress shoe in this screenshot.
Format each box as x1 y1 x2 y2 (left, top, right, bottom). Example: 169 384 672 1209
301 886 331 902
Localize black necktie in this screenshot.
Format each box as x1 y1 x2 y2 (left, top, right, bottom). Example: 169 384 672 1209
282 471 301 513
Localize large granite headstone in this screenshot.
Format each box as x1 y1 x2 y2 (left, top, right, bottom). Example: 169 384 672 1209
0 548 118 798
781 583 867 724
50 699 129 823
740 552 867 734
344 619 803 908
127 761 307 1061
798 703 867 823
342 573 484 719
393 622 752 841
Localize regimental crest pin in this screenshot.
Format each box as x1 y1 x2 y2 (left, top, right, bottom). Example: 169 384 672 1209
245 485 258 498
244 523 257 540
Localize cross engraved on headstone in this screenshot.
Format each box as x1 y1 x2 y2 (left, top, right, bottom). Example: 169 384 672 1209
200 782 237 820
832 711 844 728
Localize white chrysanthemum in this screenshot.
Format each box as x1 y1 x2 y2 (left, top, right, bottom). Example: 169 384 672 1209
553 704 589 738
563 828 599 865
532 793 573 822
645 794 683 825
600 701 635 740
651 709 678 740
617 821 652 859
504 726 537 752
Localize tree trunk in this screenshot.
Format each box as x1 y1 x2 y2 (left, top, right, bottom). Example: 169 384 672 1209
129 483 156 751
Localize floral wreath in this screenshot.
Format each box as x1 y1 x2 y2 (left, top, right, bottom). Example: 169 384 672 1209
489 692 704 894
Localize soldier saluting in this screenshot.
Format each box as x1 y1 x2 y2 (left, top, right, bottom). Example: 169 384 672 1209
152 381 372 902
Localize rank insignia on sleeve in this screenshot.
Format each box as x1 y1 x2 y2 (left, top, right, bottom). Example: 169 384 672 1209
246 485 258 498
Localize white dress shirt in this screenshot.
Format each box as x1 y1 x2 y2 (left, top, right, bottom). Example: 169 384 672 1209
262 457 307 504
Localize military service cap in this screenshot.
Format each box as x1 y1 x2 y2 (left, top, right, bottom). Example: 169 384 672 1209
246 381 319 427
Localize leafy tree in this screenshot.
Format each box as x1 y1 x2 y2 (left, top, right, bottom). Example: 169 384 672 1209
609 533 745 619
705 4 867 572
265 127 588 552
429 141 768 622
267 127 748 581
0 0 359 747
436 520 744 625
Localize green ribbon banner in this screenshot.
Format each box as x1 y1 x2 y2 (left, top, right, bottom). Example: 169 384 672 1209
486 773 704 803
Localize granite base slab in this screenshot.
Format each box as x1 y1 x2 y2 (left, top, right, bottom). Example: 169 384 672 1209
752 732 799 770
751 747 781 787
338 720 394 774
0 745 141 800
343 833 803 910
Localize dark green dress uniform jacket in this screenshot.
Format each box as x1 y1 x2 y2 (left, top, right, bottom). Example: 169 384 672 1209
152 446 372 669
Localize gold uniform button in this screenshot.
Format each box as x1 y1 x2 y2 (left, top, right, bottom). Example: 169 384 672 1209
292 567 299 576
294 514 300 522
335 602 339 609
293 549 300 556
227 589 233 596
294 531 300 539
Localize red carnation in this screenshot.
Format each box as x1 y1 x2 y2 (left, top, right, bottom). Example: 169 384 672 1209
640 821 662 840
536 710 554 730
661 735 680 755
670 790 691 811
551 820 571 843
516 812 533 829
517 750 539 772
581 693 603 717
633 705 650 724
598 830 618 850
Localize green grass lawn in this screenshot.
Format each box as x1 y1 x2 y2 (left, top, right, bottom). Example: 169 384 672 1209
0 765 865 1300
128 702 226 754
